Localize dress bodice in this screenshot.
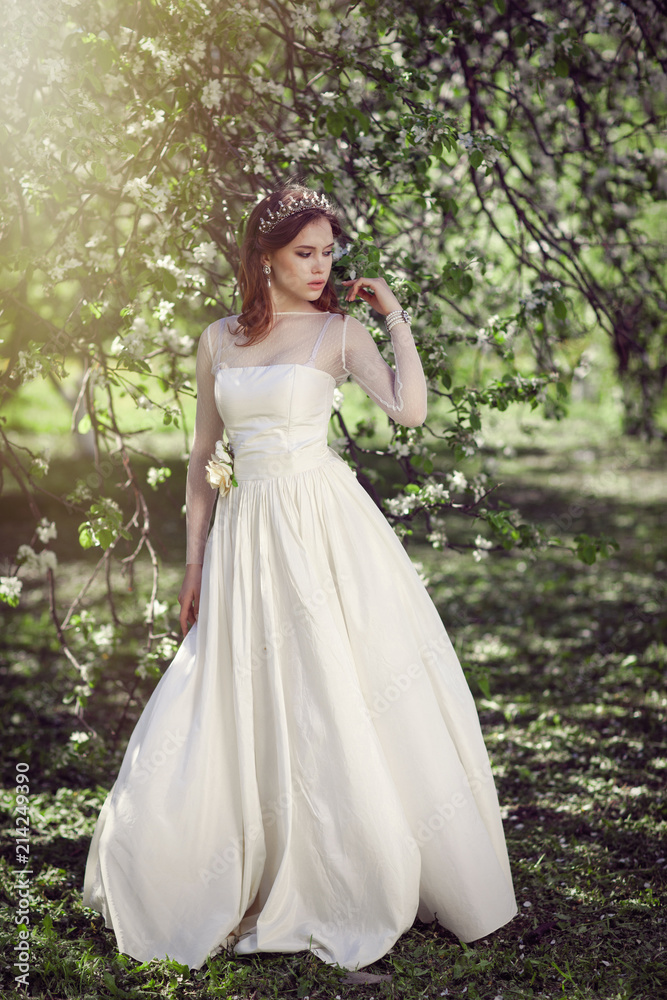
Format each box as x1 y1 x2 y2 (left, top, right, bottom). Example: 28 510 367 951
214 364 338 480
184 311 428 565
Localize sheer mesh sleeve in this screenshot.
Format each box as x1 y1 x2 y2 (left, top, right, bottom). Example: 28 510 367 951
185 323 225 565
341 315 428 427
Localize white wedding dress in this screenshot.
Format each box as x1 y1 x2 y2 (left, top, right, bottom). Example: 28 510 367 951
83 311 517 970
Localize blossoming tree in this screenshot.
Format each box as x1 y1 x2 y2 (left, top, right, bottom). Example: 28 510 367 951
1 0 664 712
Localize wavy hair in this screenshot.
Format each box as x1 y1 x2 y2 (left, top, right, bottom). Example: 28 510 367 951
237 185 346 344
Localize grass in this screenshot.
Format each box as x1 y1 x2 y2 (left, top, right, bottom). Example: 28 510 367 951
0 397 665 999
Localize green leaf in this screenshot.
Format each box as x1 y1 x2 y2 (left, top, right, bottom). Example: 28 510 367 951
351 108 370 133
575 535 597 565
469 149 483 170
78 525 95 549
96 528 115 550
95 42 114 76
493 0 506 14
103 970 119 994
160 270 177 293
553 299 567 319
52 179 70 203
554 58 569 78
326 109 346 138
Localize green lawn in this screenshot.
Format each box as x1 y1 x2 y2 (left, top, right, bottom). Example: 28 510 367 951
1 398 665 1000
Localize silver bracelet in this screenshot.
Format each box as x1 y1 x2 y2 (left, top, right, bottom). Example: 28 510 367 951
385 308 411 332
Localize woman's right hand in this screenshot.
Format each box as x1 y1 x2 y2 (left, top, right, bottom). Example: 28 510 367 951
178 564 203 636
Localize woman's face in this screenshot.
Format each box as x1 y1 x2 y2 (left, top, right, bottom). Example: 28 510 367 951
262 217 334 311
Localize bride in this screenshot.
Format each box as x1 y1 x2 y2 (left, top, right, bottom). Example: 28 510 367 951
83 184 517 971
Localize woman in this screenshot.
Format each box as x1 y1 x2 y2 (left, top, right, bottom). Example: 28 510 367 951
83 185 517 971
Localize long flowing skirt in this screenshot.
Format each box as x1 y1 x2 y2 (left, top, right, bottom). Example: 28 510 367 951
83 454 516 969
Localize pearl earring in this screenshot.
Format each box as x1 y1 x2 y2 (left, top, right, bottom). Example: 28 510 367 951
262 263 271 288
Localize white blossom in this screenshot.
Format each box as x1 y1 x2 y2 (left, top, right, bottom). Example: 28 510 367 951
332 388 345 411
341 15 369 45
15 350 44 382
253 77 285 99
31 456 50 477
123 175 152 199
162 328 194 353
153 254 188 287
190 40 207 63
153 299 175 323
474 534 494 550
411 560 430 587
284 138 317 158
322 26 339 47
386 438 411 459
42 58 68 84
157 636 178 659
36 518 57 543
145 108 165 129
421 481 450 503
40 550 58 572
144 599 168 622
147 466 172 488
91 624 114 649
201 79 223 109
114 315 151 357
333 242 353 261
328 436 347 453
193 241 218 264
16 544 40 572
0 576 22 604
290 6 318 30
427 526 448 550
448 470 467 491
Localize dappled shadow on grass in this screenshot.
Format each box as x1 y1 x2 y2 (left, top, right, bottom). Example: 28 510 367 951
413 514 666 998
0 437 666 998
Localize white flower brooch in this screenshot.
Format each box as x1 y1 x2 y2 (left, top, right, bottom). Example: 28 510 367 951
205 439 238 495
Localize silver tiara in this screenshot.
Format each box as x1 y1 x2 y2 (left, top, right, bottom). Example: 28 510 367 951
258 192 332 234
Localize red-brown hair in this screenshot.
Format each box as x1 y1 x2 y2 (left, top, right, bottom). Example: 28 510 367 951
237 185 346 344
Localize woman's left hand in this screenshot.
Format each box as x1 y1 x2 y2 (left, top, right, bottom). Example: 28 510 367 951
341 276 402 317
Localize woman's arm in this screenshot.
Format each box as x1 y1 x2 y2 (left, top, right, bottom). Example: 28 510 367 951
179 324 224 635
340 276 427 428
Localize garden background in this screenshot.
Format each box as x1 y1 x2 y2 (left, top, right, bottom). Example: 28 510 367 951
1 1 665 998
